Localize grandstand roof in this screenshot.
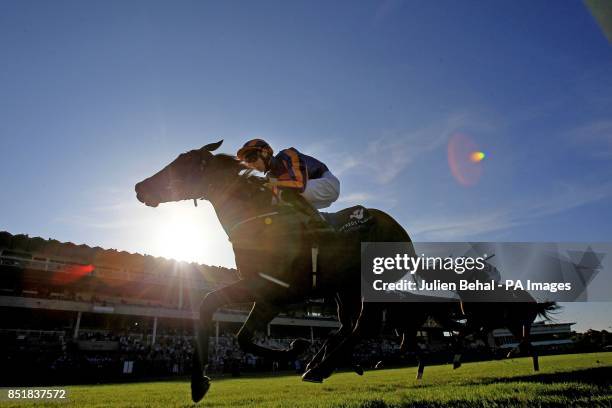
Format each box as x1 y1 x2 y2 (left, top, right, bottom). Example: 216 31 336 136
0 231 237 283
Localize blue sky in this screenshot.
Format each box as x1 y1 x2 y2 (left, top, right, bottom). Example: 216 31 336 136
1 0 611 331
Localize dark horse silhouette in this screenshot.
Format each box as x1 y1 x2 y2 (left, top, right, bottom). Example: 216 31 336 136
134 141 415 402
302 259 559 381
303 294 558 383
413 254 559 372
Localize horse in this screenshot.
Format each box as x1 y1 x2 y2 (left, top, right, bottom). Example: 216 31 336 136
134 141 414 402
305 298 466 381
412 255 560 372
448 299 559 371
305 297 558 382
303 277 559 381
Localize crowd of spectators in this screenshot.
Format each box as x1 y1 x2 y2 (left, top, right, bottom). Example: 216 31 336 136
2 326 391 385
2 323 471 386
208 333 324 374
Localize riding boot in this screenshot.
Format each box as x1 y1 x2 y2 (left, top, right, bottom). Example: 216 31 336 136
282 190 335 239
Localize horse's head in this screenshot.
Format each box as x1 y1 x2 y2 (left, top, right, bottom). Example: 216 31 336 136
135 140 224 207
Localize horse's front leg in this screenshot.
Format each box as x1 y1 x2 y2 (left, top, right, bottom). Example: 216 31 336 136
236 302 310 360
397 328 427 379
394 309 429 379
430 305 470 370
192 279 254 403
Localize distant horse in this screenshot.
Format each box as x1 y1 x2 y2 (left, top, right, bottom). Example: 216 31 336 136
413 257 560 372
134 141 414 402
304 298 466 381
450 299 559 371
303 288 558 381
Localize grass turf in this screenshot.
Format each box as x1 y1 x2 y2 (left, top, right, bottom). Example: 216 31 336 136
2 352 611 407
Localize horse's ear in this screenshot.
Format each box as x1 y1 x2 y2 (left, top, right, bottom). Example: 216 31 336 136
203 140 223 152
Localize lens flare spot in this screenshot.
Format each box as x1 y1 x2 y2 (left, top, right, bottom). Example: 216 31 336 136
447 133 485 186
52 264 94 285
470 151 486 163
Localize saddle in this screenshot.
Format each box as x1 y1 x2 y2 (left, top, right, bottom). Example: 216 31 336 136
321 205 374 234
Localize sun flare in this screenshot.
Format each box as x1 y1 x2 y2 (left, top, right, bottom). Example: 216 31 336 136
152 205 208 263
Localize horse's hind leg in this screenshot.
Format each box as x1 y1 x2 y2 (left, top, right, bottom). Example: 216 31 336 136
532 347 539 371
305 326 356 377
303 295 365 382
306 323 355 375
430 303 468 370
506 324 538 371
521 324 539 371
237 301 310 361
452 333 464 370
400 329 426 379
306 294 350 372
304 293 360 380
236 302 310 360
192 279 254 403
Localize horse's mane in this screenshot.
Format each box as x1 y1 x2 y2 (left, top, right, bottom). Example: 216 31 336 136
211 153 272 203
213 154 266 182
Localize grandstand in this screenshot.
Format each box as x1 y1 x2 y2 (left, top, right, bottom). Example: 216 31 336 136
0 231 339 385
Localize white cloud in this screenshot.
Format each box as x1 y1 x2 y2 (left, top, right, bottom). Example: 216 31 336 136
409 210 517 240
337 192 375 203
410 181 612 240
567 119 612 158
334 192 397 209
333 112 496 184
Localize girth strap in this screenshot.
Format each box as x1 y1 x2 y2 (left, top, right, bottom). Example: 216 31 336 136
311 247 319 290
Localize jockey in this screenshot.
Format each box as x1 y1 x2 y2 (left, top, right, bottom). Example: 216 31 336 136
237 139 340 232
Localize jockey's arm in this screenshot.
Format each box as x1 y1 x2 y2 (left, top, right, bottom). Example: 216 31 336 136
273 150 307 192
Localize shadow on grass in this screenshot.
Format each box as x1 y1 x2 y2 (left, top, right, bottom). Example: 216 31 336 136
467 366 612 388
347 367 612 408
354 397 606 408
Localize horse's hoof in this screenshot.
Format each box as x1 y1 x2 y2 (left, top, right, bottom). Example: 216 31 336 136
302 369 324 383
453 362 461 369
353 364 364 376
191 375 211 403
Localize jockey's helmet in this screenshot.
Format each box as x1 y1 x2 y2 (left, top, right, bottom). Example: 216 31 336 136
237 139 273 161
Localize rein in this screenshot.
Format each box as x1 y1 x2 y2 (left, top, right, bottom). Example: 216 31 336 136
226 211 280 240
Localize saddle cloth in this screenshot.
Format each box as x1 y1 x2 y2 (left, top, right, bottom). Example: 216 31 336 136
321 205 374 233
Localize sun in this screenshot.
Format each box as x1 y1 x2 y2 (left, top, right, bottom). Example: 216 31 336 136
152 204 208 263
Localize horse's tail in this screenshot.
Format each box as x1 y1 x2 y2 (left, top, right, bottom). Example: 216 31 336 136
536 301 560 321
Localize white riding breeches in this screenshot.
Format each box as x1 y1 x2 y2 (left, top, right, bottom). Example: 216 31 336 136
302 171 340 209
